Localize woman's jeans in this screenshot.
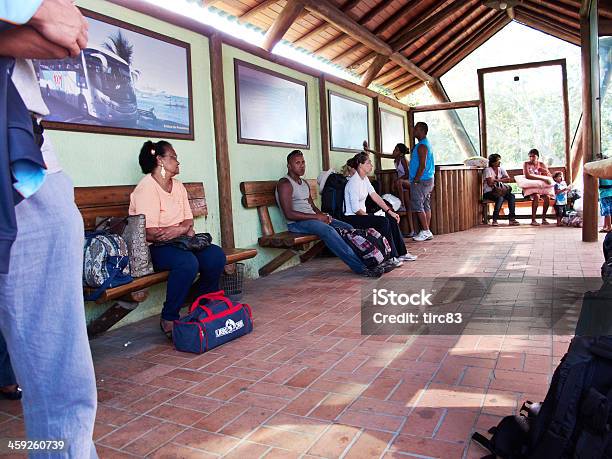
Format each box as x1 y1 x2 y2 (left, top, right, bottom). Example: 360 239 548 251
342 214 407 258
287 219 366 273
150 244 226 321
484 191 516 221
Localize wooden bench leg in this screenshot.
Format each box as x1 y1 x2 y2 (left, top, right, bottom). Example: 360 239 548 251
87 300 140 338
300 241 325 263
482 202 489 224
259 249 297 277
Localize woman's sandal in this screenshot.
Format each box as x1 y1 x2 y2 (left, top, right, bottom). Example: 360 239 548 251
159 320 173 340
0 385 22 401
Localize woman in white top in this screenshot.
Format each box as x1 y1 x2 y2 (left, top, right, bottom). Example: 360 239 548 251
342 153 417 264
483 154 520 226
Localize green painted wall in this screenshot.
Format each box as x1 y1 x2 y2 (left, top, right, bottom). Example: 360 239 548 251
61 1 218 327
50 2 409 329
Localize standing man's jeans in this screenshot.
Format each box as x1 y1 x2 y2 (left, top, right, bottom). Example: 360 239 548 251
0 172 98 458
288 219 366 273
483 191 516 221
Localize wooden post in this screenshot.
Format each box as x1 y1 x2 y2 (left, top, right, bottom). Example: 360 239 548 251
261 0 304 52
209 34 235 248
373 97 382 171
580 0 600 242
428 79 477 158
360 54 389 88
477 69 487 158
408 110 415 151
319 75 330 170
561 61 572 183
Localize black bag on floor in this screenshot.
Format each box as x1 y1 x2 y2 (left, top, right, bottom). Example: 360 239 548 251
603 233 612 279
321 173 348 219
472 335 612 459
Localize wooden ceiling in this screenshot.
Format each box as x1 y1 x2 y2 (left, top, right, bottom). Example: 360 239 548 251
205 0 612 99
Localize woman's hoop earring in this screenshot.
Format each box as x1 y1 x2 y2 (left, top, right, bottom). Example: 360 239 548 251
160 164 167 179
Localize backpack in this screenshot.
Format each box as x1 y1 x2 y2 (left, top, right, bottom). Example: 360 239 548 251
83 232 133 301
321 173 348 219
603 233 612 279
335 227 391 268
472 335 612 459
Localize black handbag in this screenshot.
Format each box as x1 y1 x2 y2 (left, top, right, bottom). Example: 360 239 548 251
154 233 212 251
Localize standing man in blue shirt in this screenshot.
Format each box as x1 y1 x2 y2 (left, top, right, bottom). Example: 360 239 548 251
410 122 436 242
0 2 97 458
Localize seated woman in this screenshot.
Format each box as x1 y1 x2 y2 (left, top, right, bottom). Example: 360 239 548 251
523 148 554 226
343 153 417 264
483 154 520 226
129 140 226 338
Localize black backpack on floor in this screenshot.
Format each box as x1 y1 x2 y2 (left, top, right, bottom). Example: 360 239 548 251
321 173 347 219
472 335 612 459
603 233 612 279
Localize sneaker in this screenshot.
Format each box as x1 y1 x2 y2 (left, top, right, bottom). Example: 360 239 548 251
398 252 417 262
360 266 384 277
387 257 404 268
413 230 433 242
425 230 434 240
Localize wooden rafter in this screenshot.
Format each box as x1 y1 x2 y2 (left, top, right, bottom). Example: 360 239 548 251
313 32 349 54
373 65 403 85
394 79 424 99
238 0 278 24
293 0 359 46
430 15 511 77
359 0 395 26
520 0 580 29
360 54 389 88
299 0 434 83
390 1 473 53
403 3 485 65
514 13 580 44
262 0 304 52
527 0 579 18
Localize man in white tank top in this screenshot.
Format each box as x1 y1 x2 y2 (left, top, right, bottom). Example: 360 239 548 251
276 150 383 277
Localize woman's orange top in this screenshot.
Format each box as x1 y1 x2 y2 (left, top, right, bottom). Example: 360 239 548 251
129 174 193 228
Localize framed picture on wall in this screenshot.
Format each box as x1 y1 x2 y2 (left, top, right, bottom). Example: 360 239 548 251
32 9 194 139
235 60 309 148
380 108 406 154
328 91 369 152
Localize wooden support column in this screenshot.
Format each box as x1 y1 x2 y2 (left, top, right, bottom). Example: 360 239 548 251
262 0 304 52
209 34 235 248
428 79 477 158
360 54 389 88
373 97 382 171
561 62 572 183
319 74 330 170
580 0 600 242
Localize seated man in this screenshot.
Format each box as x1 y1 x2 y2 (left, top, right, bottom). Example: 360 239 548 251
276 150 383 277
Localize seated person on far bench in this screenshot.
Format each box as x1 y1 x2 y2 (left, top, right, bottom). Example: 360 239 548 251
276 150 384 278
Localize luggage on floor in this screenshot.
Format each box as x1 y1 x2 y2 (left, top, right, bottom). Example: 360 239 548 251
173 291 253 354
335 227 391 268
472 335 612 459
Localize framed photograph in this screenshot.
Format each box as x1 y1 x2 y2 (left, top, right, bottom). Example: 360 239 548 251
328 91 369 152
380 108 406 154
33 9 194 139
235 60 309 148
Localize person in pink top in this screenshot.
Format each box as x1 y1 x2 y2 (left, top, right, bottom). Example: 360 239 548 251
130 140 226 338
523 148 553 226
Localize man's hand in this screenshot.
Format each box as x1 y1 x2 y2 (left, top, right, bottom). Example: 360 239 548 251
316 213 331 224
28 0 88 56
0 26 69 59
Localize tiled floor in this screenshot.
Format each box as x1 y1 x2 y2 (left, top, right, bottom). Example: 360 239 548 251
0 225 608 458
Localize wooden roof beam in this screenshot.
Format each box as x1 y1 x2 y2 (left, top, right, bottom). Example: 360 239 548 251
293 0 360 46
391 1 473 52
430 15 511 77
238 0 278 24
299 0 435 83
506 6 515 20
359 0 395 26
514 10 580 44
373 65 403 84
360 54 390 88
262 0 304 52
525 0 579 18
520 0 580 29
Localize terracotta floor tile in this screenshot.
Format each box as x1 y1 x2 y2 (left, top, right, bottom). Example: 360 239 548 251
282 390 329 416
220 406 275 438
390 434 465 458
148 443 217 458
223 441 270 459
247 426 317 453
308 393 355 420
97 416 160 449
306 423 361 458
344 430 394 459
171 428 241 455
122 422 184 456
191 403 248 433
146 404 207 426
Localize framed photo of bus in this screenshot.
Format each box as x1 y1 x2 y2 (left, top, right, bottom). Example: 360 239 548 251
328 91 369 152
33 9 194 140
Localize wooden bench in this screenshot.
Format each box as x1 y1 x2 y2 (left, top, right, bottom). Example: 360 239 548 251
240 180 325 277
376 169 413 234
481 166 567 223
75 182 257 336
